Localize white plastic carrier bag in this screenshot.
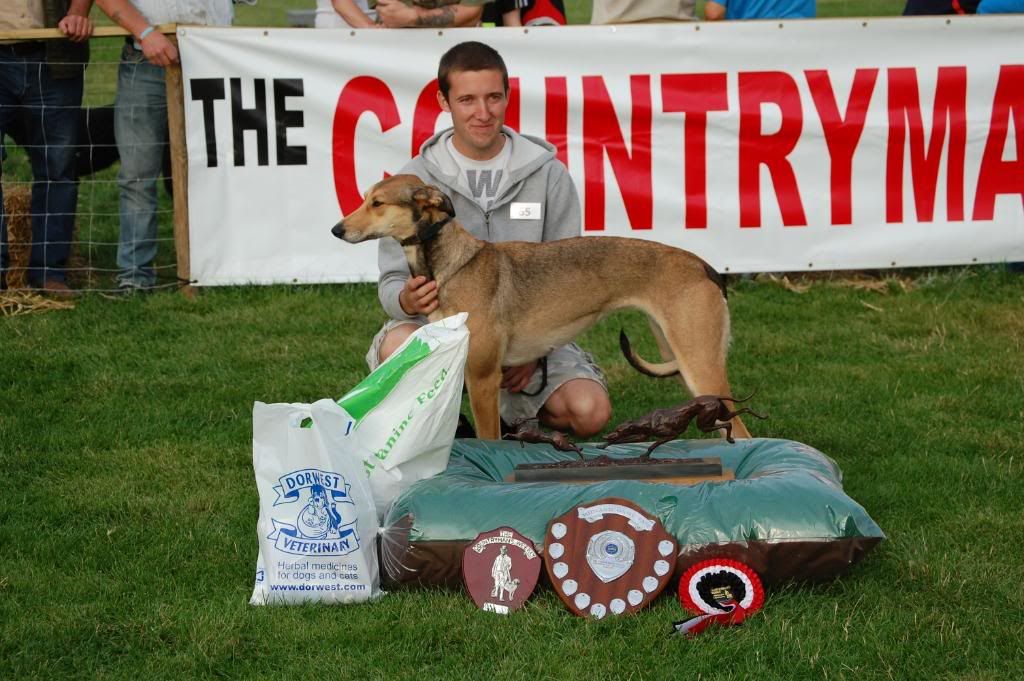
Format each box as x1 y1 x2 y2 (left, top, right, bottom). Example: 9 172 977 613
250 398 381 605
337 313 469 520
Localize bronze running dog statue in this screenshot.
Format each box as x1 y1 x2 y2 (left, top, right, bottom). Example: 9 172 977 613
599 394 768 456
332 174 751 441
503 418 583 458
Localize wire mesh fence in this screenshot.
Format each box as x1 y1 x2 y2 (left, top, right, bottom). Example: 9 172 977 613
1 31 182 297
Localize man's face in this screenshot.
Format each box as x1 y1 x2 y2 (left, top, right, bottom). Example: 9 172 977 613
437 68 508 161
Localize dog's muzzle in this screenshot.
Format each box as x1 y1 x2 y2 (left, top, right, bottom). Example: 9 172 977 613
331 221 345 240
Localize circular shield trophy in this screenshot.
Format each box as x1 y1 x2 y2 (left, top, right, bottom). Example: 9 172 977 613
544 497 678 618
462 527 541 614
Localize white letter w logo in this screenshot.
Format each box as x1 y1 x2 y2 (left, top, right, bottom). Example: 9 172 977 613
466 170 503 199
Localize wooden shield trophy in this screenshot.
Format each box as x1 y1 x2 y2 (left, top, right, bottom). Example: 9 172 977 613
544 497 678 618
462 527 541 614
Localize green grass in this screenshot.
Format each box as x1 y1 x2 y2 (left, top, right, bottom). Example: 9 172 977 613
2 269 1023 679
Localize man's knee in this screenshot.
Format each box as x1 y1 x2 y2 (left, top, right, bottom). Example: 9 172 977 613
543 380 611 439
378 323 420 364
569 389 612 438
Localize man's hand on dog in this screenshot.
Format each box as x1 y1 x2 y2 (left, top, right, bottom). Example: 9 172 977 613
501 361 539 393
399 275 438 316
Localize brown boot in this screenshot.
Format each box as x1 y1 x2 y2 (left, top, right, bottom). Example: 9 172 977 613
40 279 78 300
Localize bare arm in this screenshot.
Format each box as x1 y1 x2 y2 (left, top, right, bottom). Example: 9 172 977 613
67 0 92 14
94 0 179 66
331 0 379 27
376 0 484 27
58 0 94 41
704 1 727 20
94 0 149 37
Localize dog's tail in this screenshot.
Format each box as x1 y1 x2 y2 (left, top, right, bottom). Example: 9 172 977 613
619 330 680 378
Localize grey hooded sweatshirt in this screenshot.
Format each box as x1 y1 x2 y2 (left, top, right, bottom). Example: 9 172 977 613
377 126 582 322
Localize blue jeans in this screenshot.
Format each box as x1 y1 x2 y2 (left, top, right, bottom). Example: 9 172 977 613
0 43 83 286
115 43 167 288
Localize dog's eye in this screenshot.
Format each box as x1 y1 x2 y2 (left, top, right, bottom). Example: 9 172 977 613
371 199 382 208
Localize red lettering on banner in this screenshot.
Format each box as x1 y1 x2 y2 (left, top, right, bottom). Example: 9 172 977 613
885 67 967 223
333 76 400 215
506 77 521 132
661 73 729 229
973 65 1024 221
806 68 878 226
411 79 443 157
582 75 653 231
545 76 569 167
738 72 807 228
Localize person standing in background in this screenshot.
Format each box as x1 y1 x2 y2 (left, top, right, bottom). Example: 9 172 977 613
590 0 696 23
94 0 235 293
0 0 94 298
975 0 1023 11
482 0 566 26
704 0 815 20
901 0 978 14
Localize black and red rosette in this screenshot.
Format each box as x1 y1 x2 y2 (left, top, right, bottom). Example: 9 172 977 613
674 559 765 637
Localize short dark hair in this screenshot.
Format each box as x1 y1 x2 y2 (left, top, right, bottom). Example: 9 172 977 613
437 41 509 100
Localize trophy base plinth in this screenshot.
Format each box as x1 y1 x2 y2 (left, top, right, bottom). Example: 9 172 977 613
510 456 733 485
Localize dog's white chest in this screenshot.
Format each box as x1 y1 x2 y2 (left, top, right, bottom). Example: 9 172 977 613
504 338 558 366
504 314 602 365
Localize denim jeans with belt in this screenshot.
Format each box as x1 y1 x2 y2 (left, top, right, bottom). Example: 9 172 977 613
0 42 82 286
115 42 168 288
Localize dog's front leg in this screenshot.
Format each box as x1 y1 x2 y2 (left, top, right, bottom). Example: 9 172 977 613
465 346 503 440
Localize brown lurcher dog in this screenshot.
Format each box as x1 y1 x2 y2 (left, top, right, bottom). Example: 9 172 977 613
331 174 751 442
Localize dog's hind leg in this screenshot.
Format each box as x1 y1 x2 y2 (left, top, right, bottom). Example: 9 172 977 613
650 290 752 439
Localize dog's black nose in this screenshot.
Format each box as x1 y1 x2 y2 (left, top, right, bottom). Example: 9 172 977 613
331 221 345 240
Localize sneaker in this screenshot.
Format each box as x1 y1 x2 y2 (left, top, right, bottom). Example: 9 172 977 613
116 282 153 296
40 279 78 300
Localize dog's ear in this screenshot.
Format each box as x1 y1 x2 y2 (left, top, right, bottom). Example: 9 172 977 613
412 185 455 218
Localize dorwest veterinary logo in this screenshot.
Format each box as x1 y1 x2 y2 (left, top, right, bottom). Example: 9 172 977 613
267 468 360 556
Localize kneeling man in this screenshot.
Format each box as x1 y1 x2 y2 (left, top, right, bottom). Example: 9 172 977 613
367 41 611 438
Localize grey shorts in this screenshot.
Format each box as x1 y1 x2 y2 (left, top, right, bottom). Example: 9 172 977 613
367 319 607 424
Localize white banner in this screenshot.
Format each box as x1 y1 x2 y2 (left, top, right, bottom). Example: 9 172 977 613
180 18 1024 286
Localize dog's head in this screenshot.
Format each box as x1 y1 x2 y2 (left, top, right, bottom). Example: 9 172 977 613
331 175 455 245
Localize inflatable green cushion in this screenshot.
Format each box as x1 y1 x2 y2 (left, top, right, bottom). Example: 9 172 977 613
381 438 884 588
